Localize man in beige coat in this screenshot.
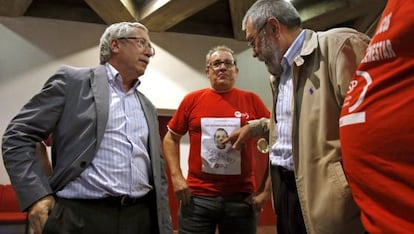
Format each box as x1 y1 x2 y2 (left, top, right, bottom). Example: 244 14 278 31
224 1 370 233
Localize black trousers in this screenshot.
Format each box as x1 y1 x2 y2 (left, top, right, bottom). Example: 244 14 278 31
43 193 158 234
271 165 307 234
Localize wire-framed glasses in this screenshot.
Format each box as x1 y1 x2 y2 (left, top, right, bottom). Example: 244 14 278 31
208 60 236 70
118 37 155 56
247 22 268 48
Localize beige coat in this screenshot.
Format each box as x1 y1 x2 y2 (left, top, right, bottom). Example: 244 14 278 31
249 28 370 234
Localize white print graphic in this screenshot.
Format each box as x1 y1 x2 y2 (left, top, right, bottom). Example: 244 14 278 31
340 112 366 127
375 12 392 36
340 70 372 127
201 118 241 175
234 111 249 119
361 12 395 64
360 39 396 64
348 70 372 112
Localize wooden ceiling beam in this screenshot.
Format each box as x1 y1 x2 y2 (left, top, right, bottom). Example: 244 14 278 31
138 0 219 32
228 0 256 41
351 0 386 35
300 0 386 31
84 0 138 24
0 0 32 17
299 0 349 30
167 20 233 38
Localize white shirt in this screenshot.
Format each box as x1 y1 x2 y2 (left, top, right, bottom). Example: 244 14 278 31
270 30 305 171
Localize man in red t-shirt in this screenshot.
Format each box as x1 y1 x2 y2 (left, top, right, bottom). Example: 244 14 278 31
163 45 270 234
340 1 414 232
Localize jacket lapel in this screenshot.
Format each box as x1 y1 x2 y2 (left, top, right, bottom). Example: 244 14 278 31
91 65 109 152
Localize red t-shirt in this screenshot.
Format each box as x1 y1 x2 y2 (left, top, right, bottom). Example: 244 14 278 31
168 88 270 196
340 1 414 232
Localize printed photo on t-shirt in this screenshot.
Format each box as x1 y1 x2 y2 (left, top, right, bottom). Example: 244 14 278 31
200 118 241 175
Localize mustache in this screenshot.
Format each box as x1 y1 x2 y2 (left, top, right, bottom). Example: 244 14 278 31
138 56 150 64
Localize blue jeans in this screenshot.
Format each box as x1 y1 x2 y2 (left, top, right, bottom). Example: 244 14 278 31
178 194 258 234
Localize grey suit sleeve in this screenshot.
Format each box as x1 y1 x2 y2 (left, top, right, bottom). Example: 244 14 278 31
2 67 68 211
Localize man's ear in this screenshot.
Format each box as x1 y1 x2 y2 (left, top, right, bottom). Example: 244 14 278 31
110 39 120 53
267 17 280 34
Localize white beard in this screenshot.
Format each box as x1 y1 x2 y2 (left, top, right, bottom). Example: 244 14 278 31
260 37 283 76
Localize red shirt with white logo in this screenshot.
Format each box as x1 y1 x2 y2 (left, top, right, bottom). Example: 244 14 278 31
168 88 270 196
340 1 414 232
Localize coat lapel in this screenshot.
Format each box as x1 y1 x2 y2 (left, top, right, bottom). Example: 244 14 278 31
91 65 109 152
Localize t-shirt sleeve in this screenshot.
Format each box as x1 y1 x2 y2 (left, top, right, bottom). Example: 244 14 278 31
251 93 271 119
167 94 192 136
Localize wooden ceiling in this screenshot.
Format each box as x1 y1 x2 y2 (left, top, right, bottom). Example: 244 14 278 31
1 0 387 40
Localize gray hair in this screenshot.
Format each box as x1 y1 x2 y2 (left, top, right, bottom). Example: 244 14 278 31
99 22 149 64
242 0 301 31
205 45 237 66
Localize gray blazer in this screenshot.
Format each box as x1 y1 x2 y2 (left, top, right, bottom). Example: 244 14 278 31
2 65 173 234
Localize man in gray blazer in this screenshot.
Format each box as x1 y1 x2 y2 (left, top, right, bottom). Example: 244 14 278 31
2 22 172 234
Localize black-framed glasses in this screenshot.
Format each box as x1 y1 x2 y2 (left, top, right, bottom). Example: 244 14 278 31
247 22 268 48
118 37 155 56
208 60 236 70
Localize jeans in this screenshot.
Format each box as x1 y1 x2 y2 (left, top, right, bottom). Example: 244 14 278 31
178 194 257 234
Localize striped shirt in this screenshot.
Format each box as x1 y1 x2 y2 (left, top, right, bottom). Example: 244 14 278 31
270 30 305 171
57 63 152 199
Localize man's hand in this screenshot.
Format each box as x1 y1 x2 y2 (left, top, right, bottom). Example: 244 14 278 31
171 175 192 206
28 195 55 234
248 190 271 213
222 124 252 150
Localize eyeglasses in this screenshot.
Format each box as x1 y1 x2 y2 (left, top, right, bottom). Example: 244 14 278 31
118 37 155 56
247 22 267 48
208 60 236 70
